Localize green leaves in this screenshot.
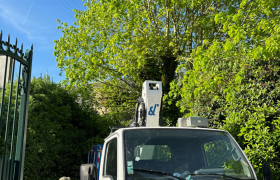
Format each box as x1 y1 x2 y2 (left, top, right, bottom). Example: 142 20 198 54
170 0 280 178
22 74 109 180
56 0 209 125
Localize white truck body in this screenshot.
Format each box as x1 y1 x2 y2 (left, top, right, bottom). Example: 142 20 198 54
98 127 257 180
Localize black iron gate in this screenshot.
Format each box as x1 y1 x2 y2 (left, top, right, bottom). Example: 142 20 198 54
0 31 33 180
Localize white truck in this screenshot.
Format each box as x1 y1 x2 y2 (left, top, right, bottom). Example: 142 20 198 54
80 81 272 180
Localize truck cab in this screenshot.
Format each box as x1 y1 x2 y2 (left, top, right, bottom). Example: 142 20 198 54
99 126 256 180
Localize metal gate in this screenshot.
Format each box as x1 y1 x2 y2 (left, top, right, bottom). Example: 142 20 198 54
0 31 33 180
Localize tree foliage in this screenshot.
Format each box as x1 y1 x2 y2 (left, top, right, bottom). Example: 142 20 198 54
54 0 239 125
171 0 280 178
24 74 112 179
1 74 111 179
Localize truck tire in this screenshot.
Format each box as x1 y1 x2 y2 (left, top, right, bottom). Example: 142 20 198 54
92 167 97 180
88 165 97 180
80 164 97 180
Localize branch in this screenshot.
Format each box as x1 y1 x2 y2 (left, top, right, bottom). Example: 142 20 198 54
241 2 252 26
95 79 133 92
119 78 140 92
144 0 161 35
165 0 170 39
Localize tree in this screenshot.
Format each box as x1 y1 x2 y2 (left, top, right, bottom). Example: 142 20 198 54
0 74 111 180
54 0 240 126
172 0 280 178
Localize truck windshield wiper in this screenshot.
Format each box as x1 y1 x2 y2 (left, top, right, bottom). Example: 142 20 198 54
133 168 185 180
187 173 249 180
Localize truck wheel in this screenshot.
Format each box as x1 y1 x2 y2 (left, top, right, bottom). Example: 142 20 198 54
87 167 97 180
90 167 97 180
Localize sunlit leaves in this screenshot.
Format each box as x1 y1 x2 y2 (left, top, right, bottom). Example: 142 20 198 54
172 0 280 178
54 0 223 125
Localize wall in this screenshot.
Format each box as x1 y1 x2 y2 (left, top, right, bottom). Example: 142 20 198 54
0 55 13 89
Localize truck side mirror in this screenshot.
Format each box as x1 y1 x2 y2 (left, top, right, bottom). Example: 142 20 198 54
263 162 272 180
80 164 97 180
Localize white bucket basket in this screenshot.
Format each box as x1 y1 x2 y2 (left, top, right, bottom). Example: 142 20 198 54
141 81 162 127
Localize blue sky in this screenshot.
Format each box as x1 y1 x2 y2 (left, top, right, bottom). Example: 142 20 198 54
0 0 86 83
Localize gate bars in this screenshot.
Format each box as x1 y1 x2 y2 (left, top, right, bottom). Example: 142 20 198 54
0 31 33 180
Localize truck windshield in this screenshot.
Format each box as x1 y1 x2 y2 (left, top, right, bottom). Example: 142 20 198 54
124 129 254 180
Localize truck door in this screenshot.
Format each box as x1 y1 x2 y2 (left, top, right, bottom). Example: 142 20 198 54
101 137 118 180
